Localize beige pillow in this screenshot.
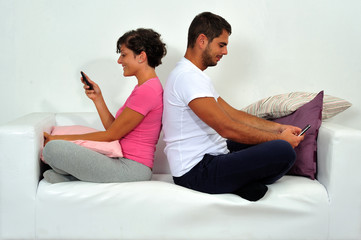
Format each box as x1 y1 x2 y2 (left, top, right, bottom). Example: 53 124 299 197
242 91 351 120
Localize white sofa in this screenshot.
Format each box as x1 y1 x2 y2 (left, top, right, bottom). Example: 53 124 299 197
1 112 361 240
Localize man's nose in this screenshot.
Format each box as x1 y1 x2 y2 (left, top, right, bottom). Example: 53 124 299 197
223 46 228 55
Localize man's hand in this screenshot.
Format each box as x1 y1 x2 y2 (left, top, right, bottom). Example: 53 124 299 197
280 124 302 135
279 127 304 148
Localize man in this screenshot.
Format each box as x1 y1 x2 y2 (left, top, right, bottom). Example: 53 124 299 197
163 12 304 201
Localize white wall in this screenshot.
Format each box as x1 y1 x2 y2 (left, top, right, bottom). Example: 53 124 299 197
1 0 360 129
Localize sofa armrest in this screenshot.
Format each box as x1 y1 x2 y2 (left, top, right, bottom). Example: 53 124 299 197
0 113 55 239
317 121 361 240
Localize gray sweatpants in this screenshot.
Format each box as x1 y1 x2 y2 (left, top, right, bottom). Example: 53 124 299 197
42 140 152 183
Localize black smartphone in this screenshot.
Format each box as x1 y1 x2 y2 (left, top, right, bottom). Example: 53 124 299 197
298 124 311 136
80 71 93 90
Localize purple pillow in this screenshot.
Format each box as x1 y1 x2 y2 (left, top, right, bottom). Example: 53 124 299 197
273 91 323 179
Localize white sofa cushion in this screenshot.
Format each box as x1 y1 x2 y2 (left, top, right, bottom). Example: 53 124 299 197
36 175 329 240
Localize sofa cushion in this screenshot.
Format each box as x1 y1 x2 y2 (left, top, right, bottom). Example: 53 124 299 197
36 175 328 240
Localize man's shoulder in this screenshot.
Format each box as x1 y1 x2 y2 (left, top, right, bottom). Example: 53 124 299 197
169 59 206 82
171 58 195 74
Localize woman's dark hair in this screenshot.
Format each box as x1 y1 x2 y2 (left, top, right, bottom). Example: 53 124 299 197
117 28 167 68
187 12 232 48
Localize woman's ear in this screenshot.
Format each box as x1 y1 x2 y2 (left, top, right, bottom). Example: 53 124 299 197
138 51 147 63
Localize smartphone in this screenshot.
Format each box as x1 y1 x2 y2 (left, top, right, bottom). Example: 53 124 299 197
80 71 93 90
298 124 311 136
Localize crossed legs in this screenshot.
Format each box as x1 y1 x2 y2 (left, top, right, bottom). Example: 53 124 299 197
42 140 152 184
173 140 296 201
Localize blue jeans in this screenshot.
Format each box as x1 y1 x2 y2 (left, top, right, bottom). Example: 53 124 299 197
173 140 296 194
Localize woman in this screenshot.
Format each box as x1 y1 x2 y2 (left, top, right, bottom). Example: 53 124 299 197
43 28 167 183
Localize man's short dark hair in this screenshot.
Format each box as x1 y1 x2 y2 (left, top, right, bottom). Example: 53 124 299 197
187 12 232 48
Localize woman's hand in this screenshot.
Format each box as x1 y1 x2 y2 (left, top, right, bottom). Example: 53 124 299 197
81 72 115 130
81 72 102 102
44 132 53 146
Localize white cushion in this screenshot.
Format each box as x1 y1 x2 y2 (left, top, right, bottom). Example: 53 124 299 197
36 175 329 240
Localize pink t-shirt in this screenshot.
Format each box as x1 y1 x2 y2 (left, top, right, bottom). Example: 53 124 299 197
115 78 163 168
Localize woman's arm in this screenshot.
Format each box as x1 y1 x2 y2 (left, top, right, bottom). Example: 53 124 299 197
81 73 115 129
44 107 144 145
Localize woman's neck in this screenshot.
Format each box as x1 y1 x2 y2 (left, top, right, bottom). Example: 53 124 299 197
136 68 157 85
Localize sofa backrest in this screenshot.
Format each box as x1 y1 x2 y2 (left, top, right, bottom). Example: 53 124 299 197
54 112 171 174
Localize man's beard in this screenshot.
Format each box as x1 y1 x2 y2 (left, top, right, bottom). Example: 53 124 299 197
201 46 217 68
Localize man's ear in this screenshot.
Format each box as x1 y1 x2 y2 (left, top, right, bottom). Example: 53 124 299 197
196 34 209 49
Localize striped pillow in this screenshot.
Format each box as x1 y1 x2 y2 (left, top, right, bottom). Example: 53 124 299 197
242 91 351 120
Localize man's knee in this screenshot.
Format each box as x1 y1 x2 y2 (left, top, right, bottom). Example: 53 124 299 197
272 140 296 165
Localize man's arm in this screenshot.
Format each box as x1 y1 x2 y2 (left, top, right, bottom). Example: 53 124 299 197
217 97 281 133
188 97 303 148
217 97 303 136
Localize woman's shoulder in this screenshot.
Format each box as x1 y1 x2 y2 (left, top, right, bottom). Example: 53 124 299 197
139 77 163 93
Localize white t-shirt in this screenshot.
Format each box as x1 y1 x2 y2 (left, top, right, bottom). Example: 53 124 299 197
163 58 228 177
